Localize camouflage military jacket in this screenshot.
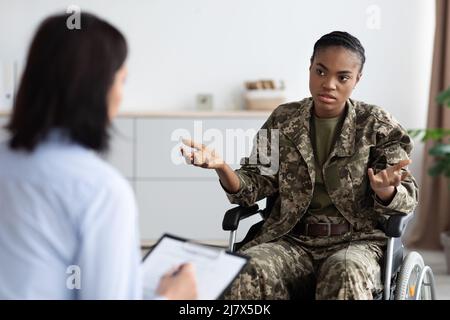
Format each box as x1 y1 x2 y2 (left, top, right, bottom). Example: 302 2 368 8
225 98 418 251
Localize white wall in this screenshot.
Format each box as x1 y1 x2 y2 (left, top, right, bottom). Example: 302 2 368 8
0 0 436 189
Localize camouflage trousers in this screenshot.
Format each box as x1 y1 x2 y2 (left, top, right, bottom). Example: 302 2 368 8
224 236 384 300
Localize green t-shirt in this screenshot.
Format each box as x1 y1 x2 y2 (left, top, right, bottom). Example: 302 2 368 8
304 113 346 224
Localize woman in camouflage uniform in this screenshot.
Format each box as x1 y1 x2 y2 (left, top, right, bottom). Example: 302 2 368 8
181 31 417 300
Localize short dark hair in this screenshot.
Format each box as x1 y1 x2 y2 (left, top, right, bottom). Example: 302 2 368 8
7 12 128 152
310 31 365 72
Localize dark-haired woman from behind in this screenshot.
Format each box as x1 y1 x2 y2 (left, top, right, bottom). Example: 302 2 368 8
0 12 196 300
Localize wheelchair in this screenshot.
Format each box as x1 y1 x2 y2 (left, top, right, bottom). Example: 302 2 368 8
222 195 437 300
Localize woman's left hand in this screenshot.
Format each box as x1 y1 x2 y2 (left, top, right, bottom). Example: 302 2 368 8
368 159 411 202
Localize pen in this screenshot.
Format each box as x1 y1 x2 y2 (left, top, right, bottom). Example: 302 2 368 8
171 263 187 277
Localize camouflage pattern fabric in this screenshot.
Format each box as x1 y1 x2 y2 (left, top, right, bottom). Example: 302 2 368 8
224 236 384 300
222 98 418 299
225 98 418 250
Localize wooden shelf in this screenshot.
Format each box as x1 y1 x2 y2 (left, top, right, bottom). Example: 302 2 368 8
118 110 271 118
0 110 271 118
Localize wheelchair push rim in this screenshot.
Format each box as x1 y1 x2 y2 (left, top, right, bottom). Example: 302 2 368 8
395 251 436 300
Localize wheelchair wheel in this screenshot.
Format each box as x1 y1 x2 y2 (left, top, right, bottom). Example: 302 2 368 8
395 251 432 300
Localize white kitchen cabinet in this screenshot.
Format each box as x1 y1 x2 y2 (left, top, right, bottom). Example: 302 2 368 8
135 117 266 179
135 180 265 243
135 180 230 241
136 118 213 179
0 115 9 143
133 114 268 243
103 118 135 179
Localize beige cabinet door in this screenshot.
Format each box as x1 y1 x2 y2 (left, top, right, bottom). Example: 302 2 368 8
135 117 267 179
135 180 230 242
135 179 264 243
102 117 135 179
0 116 9 143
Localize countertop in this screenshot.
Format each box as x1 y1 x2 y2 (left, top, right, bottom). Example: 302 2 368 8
0 110 272 118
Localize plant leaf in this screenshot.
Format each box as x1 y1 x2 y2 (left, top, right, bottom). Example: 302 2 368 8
427 129 449 141
436 87 450 107
428 160 446 176
429 143 450 156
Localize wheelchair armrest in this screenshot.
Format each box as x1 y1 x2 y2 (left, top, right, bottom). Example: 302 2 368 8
222 204 260 231
377 213 414 238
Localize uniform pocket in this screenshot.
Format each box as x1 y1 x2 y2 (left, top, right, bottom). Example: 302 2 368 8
323 161 355 213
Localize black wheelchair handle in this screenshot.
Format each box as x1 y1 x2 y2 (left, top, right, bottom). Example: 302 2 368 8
378 213 414 238
222 204 260 231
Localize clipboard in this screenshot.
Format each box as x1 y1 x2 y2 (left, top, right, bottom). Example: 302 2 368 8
141 233 249 300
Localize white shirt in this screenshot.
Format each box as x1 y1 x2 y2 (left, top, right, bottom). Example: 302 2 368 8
0 131 143 299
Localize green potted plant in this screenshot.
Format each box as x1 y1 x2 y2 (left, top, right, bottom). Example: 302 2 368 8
409 87 450 180
409 87 450 274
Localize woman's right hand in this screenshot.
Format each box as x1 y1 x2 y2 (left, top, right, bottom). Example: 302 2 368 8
180 138 241 194
180 138 224 170
156 263 198 300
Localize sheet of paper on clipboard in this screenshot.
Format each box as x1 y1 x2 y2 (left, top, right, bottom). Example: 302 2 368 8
142 234 249 300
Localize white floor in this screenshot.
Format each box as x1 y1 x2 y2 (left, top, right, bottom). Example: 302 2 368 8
413 249 450 300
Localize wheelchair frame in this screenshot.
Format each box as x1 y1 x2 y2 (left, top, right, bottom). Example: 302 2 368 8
222 197 437 300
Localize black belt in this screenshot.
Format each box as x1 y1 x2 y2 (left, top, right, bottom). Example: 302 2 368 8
292 222 350 237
